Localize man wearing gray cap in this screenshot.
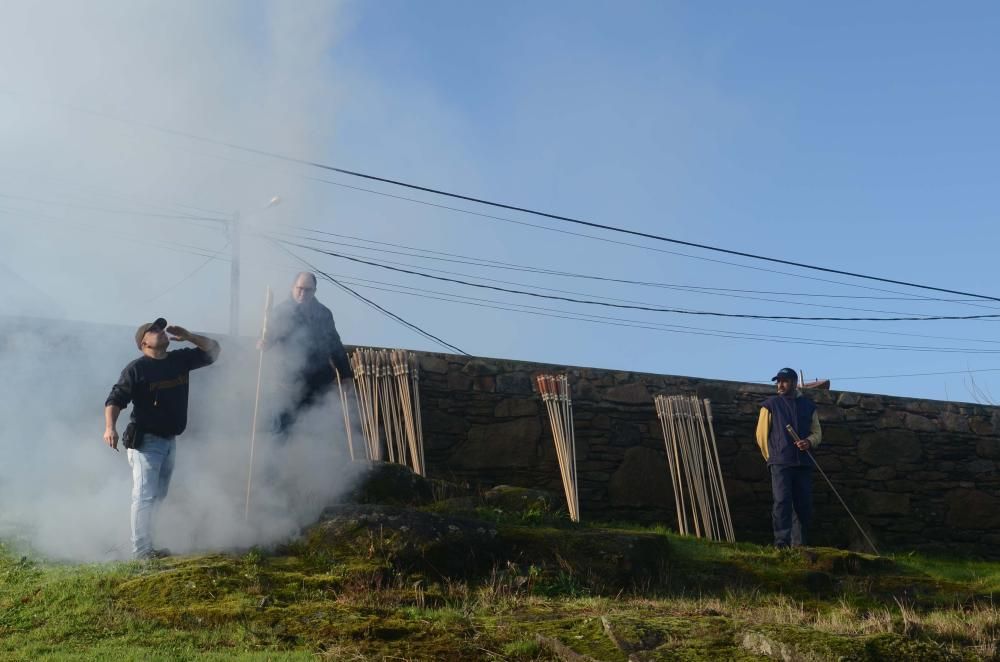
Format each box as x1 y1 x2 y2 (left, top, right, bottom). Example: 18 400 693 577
755 367 823 547
103 318 221 559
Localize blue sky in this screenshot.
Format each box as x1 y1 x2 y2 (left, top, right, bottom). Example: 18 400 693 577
2 1 999 401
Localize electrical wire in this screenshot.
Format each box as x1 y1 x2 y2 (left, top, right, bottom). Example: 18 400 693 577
143 239 231 304
18 94 1000 306
267 229 982 318
274 225 996 303
269 240 469 355
310 271 1000 354
271 238 1000 323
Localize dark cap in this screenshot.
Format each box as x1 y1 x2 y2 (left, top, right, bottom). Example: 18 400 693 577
771 367 798 382
135 317 167 350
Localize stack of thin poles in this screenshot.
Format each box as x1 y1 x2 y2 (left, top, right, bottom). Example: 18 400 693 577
535 374 580 523
654 395 734 542
349 348 425 475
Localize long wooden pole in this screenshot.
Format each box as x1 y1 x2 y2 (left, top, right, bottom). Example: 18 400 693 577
656 395 686 536
703 400 735 542
410 354 425 476
335 368 355 461
244 286 272 522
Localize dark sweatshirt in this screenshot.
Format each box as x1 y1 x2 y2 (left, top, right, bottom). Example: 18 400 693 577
268 297 353 388
105 348 215 438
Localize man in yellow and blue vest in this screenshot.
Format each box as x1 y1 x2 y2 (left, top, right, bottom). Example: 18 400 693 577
755 367 823 547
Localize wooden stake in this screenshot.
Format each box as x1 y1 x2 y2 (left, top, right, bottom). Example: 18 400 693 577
335 368 355 461
245 286 273 522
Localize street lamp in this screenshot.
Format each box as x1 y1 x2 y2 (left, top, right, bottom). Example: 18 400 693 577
229 195 281 337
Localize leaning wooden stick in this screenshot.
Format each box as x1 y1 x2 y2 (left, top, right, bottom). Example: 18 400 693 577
245 286 273 522
704 400 735 542
786 424 880 556
335 367 355 461
536 374 579 522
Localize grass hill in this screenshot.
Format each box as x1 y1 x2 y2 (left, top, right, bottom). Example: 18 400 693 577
1 464 997 661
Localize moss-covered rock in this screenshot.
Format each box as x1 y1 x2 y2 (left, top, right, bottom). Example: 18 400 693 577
303 504 501 579
342 461 469 506
300 504 671 592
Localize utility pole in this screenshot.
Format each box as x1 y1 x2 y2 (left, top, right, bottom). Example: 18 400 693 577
229 211 241 337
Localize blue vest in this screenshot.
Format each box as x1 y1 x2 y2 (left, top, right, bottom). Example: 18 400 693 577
762 394 816 466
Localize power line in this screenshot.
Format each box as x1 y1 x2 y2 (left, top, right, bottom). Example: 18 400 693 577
276 225 995 303
269 240 469 355
21 94 999 306
271 238 1000 323
281 240 1000 345
143 240 231 304
320 272 1000 354
830 367 1000 381
270 229 985 318
0 191 228 226
326 258 1000 346
0 205 228 261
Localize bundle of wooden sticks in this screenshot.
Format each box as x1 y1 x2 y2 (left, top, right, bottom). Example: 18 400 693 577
654 395 734 542
349 348 425 476
535 373 580 523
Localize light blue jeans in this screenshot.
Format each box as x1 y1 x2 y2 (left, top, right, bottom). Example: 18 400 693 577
127 433 176 558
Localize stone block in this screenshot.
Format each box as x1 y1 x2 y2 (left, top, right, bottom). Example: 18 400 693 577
837 392 861 407
857 430 922 465
904 413 937 432
859 397 884 411
418 355 450 374
461 359 500 376
865 467 896 481
696 384 736 404
447 372 473 391
472 375 496 392
843 407 875 423
493 399 538 418
496 372 533 394
821 426 854 445
965 459 996 475
457 418 542 469
971 417 996 436
858 490 910 515
816 404 845 422
976 439 1000 460
604 382 652 405
874 410 906 429
575 380 598 402
945 489 1000 529
608 446 672 508
423 410 469 435
939 412 970 433
608 419 642 448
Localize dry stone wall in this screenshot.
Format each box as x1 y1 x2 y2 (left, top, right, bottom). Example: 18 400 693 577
406 350 1000 558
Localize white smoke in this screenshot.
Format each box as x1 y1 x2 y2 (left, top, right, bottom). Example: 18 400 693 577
0 1 367 561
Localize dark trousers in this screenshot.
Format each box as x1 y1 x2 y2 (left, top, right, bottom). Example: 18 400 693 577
770 464 813 547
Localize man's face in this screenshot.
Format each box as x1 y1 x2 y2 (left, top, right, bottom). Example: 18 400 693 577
142 328 168 352
292 275 317 304
776 377 795 395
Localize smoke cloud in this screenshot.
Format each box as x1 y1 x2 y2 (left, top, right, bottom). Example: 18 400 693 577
0 1 366 561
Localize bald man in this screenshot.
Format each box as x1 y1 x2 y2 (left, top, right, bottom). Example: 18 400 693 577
260 272 352 436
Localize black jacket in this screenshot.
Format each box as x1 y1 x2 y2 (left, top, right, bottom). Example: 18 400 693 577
269 298 352 387
105 348 215 437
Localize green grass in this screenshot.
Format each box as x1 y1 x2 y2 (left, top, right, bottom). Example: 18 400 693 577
1 519 998 661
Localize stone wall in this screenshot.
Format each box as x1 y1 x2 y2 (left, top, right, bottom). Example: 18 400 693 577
406 350 1000 558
